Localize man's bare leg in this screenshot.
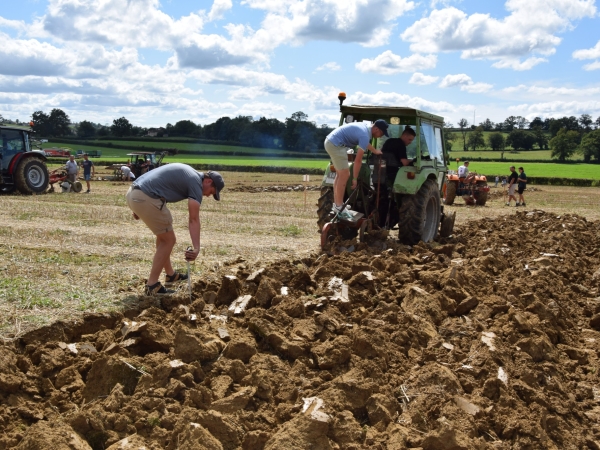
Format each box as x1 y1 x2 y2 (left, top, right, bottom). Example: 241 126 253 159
148 230 176 285
333 168 350 207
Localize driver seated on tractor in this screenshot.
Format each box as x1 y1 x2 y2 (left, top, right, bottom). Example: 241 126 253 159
380 126 417 177
324 119 387 221
458 160 476 184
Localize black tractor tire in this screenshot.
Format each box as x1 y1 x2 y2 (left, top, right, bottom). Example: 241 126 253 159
443 180 457 205
15 159 49 195
317 186 334 231
397 179 441 245
71 181 83 193
474 180 488 206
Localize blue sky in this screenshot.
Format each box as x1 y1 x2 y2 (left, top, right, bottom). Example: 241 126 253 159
1 0 599 129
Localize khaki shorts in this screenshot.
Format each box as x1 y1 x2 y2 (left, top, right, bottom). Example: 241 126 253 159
125 186 173 235
324 139 349 171
508 184 516 196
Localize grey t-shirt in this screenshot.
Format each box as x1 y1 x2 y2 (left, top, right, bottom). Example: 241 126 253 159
134 163 204 204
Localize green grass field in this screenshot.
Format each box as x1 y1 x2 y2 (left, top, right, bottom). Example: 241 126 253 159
42 141 600 179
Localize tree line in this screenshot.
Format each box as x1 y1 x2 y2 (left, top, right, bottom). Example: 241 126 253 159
446 113 600 163
25 109 333 153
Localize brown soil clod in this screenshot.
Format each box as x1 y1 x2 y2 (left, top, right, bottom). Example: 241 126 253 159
1 210 600 449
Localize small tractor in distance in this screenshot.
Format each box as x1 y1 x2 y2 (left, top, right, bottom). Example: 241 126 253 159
443 169 489 206
107 151 167 180
317 93 455 247
0 124 49 194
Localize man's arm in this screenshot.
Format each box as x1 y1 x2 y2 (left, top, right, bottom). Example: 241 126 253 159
367 143 382 155
186 198 201 261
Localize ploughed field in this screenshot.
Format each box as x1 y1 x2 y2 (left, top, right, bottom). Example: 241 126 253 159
0 174 600 449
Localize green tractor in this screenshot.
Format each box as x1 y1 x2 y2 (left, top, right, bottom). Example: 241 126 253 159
317 94 455 247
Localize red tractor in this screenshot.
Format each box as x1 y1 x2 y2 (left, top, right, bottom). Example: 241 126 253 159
443 171 489 206
1 125 49 194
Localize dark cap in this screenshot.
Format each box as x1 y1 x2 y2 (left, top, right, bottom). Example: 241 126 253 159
207 170 224 201
463 160 469 164
374 119 389 137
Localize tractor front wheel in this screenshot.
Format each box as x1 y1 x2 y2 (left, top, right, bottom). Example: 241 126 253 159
317 186 334 231
397 179 441 245
443 180 457 205
15 159 49 195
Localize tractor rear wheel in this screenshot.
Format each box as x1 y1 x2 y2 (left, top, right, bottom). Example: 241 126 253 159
15 159 49 194
71 181 83 193
397 179 441 245
443 180 457 205
474 180 488 206
317 186 334 231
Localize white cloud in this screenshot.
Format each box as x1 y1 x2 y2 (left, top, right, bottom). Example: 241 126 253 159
315 62 341 72
491 57 547 71
439 73 492 92
378 81 391 85
356 51 437 75
0 17 27 32
348 90 456 114
409 72 439 85
208 0 233 21
583 61 600 71
573 40 600 60
401 1 597 69
508 100 600 118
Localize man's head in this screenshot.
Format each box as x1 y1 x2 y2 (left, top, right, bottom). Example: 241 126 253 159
510 166 515 172
202 171 225 201
401 126 416 146
463 160 469 166
83 153 89 160
372 119 389 138
518 167 524 172
69 154 75 161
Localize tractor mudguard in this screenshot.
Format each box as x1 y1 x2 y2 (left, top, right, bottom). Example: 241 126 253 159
392 167 439 195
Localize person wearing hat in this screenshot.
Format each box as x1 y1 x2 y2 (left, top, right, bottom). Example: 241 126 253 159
125 163 225 295
324 119 387 220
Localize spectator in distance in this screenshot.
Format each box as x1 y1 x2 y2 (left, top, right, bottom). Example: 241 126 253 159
65 154 79 184
517 167 527 207
506 166 518 206
81 154 95 194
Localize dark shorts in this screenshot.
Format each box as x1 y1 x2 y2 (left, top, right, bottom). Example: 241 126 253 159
518 186 525 194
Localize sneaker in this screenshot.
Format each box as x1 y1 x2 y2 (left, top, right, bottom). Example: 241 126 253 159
145 282 174 295
522 202 526 207
515 202 520 206
505 202 510 206
85 190 90 194
165 271 188 286
335 208 354 221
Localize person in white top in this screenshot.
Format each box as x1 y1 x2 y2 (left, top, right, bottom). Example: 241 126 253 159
121 166 135 181
458 160 469 179
65 155 79 183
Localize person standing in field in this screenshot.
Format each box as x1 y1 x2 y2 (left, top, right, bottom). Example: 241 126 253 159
65 154 79 184
125 163 224 295
495 176 499 188
81 154 95 193
506 166 518 206
517 167 527 206
324 120 387 220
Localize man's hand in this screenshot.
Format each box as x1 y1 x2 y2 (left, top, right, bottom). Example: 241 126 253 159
185 247 199 261
132 212 139 220
351 178 358 189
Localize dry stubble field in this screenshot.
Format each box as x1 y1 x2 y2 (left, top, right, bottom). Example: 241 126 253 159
1 170 600 339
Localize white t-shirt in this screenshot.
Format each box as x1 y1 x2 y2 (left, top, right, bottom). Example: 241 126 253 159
121 166 131 176
458 164 469 178
65 160 79 175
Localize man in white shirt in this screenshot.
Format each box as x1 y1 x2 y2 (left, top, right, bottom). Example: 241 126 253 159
65 155 79 183
458 160 469 179
121 166 135 181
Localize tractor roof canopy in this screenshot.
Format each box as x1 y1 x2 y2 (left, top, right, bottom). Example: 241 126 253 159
341 105 444 125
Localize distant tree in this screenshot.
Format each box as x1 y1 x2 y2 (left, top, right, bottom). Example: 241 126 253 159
77 120 96 138
529 117 544 129
49 109 71 137
97 126 110 137
111 117 133 137
579 114 593 131
283 111 319 152
457 118 469 151
172 120 199 137
0 114 4 124
31 111 51 137
479 118 494 131
493 122 504 131
549 116 580 137
530 126 548 149
506 130 536 150
549 128 579 161
467 126 485 151
515 116 529 129
503 116 517 131
132 126 146 137
444 128 456 151
488 132 506 151
595 116 600 130
579 129 600 163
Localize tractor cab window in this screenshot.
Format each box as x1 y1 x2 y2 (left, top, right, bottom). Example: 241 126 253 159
420 121 443 165
1 129 25 155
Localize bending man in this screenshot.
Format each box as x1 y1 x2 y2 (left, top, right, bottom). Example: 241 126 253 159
324 119 387 220
125 163 224 295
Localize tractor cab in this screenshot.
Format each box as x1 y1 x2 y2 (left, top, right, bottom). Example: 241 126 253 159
1 125 49 194
126 152 166 178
